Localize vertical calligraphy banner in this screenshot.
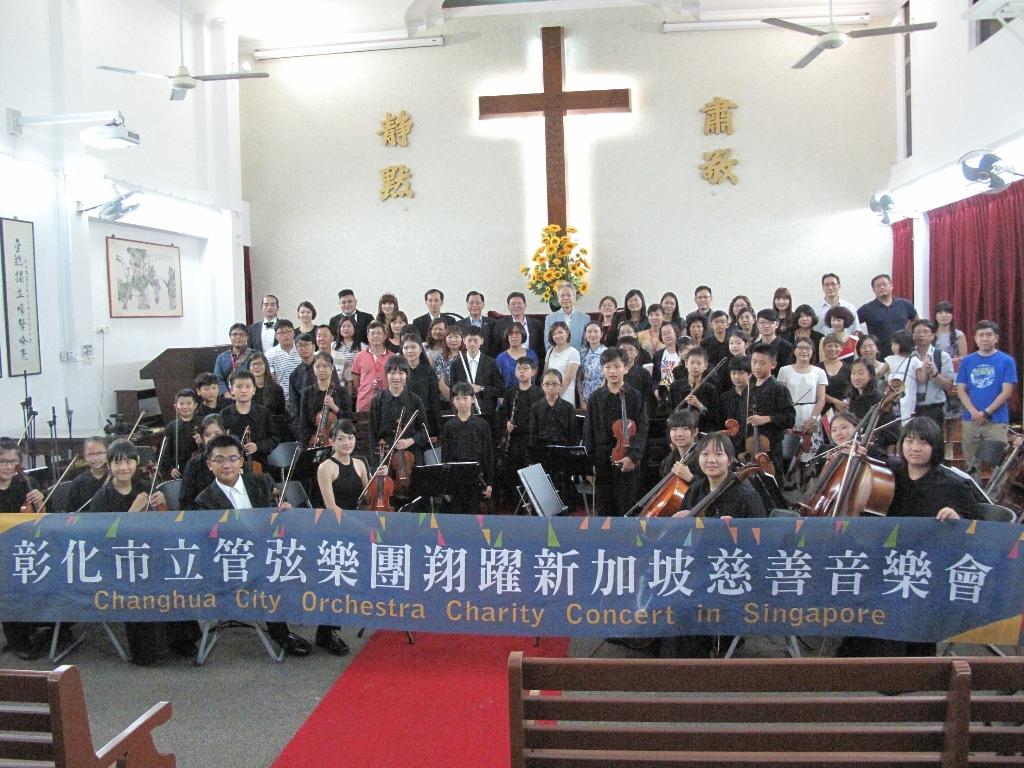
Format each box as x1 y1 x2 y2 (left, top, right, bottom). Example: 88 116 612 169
0 218 41 376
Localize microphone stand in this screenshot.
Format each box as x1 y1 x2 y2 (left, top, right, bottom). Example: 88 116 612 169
20 371 38 469
65 398 74 462
48 406 59 485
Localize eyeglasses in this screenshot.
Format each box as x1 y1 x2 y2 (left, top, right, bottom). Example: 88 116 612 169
0 459 19 466
210 455 243 465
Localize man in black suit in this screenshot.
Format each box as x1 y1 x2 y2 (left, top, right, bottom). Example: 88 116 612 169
449 326 504 414
249 294 280 353
456 291 498 357
412 288 460 341
497 291 545 371
327 289 374 345
193 434 315 657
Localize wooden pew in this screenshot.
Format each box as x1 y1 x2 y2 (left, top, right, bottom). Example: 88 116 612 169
0 664 175 768
508 653 1024 767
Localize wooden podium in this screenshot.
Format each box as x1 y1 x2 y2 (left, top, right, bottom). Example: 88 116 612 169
140 346 228 422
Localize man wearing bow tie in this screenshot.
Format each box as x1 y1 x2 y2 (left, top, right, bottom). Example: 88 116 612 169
249 294 280 352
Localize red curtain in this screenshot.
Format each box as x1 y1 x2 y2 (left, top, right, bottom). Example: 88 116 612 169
928 180 1024 416
891 217 914 300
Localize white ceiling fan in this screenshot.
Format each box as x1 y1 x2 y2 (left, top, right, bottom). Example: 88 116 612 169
98 0 268 101
763 0 937 69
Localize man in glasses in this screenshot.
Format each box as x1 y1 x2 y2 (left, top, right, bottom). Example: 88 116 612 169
193 434 312 657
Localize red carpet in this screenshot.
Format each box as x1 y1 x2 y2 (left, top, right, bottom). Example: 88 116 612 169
272 632 570 768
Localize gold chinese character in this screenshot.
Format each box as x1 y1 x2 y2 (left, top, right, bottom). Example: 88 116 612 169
699 149 739 185
699 97 737 136
378 110 413 147
380 165 414 201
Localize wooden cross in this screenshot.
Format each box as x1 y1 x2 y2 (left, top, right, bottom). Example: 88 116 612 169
478 27 631 230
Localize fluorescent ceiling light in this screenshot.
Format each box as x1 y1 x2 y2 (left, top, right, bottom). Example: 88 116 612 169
664 15 870 32
253 36 444 60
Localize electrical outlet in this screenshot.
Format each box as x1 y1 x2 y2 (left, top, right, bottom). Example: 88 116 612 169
59 350 74 362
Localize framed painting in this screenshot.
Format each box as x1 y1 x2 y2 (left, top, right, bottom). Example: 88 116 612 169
106 236 183 318
0 217 41 375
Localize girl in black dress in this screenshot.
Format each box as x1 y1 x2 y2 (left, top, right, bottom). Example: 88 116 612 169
316 420 370 511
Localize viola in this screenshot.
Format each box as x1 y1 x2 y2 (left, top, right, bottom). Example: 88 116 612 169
16 465 45 514
686 456 771 519
309 383 338 448
389 408 415 494
798 386 901 518
611 392 636 464
362 470 395 512
240 426 263 475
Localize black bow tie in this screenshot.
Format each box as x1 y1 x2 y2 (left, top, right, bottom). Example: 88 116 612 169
264 321 274 328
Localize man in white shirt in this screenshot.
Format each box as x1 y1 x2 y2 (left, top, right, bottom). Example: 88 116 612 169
814 273 859 336
265 320 302 403
544 282 588 352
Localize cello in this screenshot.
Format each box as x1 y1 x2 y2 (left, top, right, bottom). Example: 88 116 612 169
684 455 773 518
798 383 902 518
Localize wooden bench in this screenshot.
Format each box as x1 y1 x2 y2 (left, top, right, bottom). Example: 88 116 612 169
0 664 175 768
508 653 1024 767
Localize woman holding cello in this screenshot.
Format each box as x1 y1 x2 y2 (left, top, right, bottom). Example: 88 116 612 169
673 431 767 520
299 352 353 447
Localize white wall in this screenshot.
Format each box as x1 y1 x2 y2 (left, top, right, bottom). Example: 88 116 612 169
0 0 247 436
241 6 896 323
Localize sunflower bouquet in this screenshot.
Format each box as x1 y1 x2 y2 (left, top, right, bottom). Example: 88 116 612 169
520 224 590 303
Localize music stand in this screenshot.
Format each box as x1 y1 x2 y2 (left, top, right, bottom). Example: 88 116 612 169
517 463 568 517
293 446 332 482
529 444 590 476
408 462 480 514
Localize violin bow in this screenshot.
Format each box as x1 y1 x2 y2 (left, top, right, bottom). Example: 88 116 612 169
125 410 147 442
356 409 419 504
277 443 303 507
668 355 729 419
40 456 80 510
148 436 168 510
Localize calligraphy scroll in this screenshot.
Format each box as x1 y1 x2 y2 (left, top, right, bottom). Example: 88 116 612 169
0 218 41 376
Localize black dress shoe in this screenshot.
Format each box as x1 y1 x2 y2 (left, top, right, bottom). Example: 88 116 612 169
279 632 312 657
315 630 350 657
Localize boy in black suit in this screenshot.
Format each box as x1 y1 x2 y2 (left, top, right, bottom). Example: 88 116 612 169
449 326 503 414
194 434 315 657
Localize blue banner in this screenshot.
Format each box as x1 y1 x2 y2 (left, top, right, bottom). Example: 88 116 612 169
2 510 1022 643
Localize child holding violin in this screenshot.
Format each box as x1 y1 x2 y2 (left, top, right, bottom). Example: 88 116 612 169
441 382 494 513
0 437 52 660
180 414 225 510
221 370 279 469
368 357 430 469
583 348 649 516
298 352 353 447
669 346 720 431
63 436 110 513
86 439 169 665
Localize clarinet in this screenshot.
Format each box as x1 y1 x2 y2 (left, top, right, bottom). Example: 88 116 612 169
498 390 519 470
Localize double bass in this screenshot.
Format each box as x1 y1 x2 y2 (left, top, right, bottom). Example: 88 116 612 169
798 383 901 518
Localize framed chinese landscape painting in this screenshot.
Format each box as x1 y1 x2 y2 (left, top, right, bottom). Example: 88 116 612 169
106 236 183 318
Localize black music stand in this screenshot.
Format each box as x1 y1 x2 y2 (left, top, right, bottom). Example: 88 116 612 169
408 461 480 514
293 446 332 481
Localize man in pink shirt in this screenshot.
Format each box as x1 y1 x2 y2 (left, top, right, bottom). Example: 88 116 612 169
351 321 394 412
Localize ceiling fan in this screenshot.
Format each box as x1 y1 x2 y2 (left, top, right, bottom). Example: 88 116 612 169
98 0 268 101
763 0 937 69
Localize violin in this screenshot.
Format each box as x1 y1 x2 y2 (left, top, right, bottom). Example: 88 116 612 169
309 383 338 448
240 426 263 475
798 386 901 518
739 386 772 470
147 437 169 511
685 456 771 518
363 469 395 512
611 391 636 464
16 465 45 514
390 408 415 495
